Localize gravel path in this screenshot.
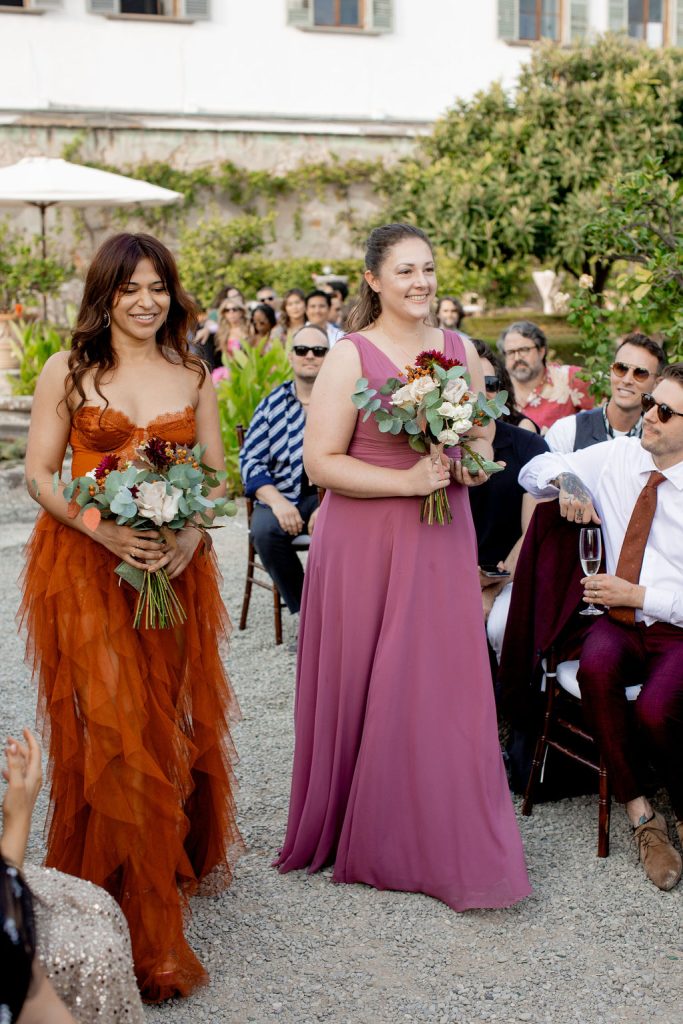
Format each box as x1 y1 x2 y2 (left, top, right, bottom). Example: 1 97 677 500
1 472 681 1024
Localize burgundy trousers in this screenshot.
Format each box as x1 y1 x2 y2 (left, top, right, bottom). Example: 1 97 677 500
577 616 683 819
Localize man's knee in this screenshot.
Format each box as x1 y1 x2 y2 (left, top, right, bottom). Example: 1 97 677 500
635 685 682 738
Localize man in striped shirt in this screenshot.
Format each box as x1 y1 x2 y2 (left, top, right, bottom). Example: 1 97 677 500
239 324 329 613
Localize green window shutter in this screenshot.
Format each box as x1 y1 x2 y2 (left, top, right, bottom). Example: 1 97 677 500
498 0 520 41
608 0 627 31
182 0 210 17
570 0 589 39
87 0 118 12
676 0 683 46
287 0 313 26
368 0 392 31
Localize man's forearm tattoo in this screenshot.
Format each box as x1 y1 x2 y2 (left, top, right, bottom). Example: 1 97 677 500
550 472 592 503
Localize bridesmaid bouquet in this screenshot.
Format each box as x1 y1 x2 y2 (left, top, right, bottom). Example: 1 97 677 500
353 350 507 525
63 438 235 629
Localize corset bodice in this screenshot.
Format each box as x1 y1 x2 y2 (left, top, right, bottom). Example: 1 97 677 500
69 405 196 477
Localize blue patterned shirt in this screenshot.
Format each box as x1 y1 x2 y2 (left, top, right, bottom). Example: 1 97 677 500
239 380 306 502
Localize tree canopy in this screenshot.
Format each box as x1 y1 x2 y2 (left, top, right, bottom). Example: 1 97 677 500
380 35 683 293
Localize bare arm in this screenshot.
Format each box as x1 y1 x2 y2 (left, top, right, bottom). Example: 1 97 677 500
303 340 447 499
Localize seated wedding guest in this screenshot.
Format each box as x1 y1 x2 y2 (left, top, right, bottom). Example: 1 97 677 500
519 363 683 892
545 333 666 452
214 296 249 365
469 340 548 661
436 296 465 331
477 341 540 433
249 303 277 347
305 290 344 345
277 288 307 346
239 325 328 614
256 286 279 315
498 320 593 432
1 728 143 1023
322 280 348 330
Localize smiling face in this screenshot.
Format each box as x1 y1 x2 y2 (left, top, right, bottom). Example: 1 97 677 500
641 378 683 468
110 257 170 344
437 299 460 328
610 341 660 414
305 295 331 327
366 238 436 323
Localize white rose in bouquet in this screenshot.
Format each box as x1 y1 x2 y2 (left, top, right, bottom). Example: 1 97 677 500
437 428 461 446
135 480 183 526
436 400 461 419
391 383 417 409
442 377 468 405
410 376 439 401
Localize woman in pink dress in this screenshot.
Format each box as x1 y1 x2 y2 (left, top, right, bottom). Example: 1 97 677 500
275 224 531 910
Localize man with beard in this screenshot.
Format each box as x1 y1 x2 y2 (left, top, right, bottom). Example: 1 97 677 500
519 363 683 892
498 320 593 432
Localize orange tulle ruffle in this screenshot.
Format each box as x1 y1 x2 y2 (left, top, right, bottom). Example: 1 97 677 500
20 511 244 1002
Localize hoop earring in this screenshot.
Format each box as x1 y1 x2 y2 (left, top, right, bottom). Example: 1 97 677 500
103 310 111 329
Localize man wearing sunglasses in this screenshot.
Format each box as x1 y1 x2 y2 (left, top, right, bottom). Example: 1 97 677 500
545 334 665 453
519 363 683 892
239 325 329 618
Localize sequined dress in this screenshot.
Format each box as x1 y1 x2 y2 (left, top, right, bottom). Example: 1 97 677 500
24 864 145 1023
20 405 244 1002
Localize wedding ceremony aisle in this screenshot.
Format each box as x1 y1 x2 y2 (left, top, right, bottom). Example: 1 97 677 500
2 473 680 1024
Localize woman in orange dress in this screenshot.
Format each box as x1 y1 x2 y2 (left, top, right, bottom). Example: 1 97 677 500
20 233 244 1003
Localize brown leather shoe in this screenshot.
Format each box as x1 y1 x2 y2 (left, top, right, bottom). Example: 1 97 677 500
633 811 682 891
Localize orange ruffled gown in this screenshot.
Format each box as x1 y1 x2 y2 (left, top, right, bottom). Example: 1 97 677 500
20 405 244 1003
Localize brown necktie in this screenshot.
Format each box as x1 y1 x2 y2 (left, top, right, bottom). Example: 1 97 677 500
609 470 666 625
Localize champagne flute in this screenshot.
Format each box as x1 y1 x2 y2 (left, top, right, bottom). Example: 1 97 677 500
579 527 604 616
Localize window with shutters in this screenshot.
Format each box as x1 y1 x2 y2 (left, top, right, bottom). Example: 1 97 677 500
628 0 664 44
519 0 560 40
87 0 209 19
314 0 361 26
0 0 62 11
287 0 392 32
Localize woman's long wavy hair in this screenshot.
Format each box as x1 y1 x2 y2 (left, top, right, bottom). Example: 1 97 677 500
279 288 307 335
345 223 434 333
67 233 204 412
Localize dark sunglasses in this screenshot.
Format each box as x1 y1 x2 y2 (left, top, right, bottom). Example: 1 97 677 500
641 392 683 424
222 307 240 314
611 361 654 384
292 345 328 358
484 375 501 392
260 295 276 301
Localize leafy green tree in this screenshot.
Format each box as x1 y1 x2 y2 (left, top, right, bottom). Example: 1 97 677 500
0 222 73 312
568 159 683 396
176 213 273 306
380 36 683 294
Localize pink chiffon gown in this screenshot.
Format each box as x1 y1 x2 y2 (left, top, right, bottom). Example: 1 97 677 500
275 330 531 910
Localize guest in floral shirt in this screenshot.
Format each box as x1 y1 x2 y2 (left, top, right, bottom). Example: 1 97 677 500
498 320 593 432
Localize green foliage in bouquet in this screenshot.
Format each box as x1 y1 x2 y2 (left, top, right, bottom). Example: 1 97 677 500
215 339 292 495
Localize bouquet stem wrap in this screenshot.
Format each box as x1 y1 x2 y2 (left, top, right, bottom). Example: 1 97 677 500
420 442 453 526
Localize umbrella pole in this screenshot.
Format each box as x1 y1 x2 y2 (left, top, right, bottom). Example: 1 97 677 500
38 204 47 319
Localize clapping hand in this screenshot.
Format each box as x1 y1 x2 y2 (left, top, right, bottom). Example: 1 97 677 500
2 727 43 868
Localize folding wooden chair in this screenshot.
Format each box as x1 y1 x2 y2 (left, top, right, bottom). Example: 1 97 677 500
522 650 641 858
235 423 312 646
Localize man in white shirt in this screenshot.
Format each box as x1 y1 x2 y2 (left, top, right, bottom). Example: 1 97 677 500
545 334 665 453
519 363 683 892
305 290 344 346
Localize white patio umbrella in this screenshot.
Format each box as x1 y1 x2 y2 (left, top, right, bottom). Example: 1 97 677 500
0 156 184 258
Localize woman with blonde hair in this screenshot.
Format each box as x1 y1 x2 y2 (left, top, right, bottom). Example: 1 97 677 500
215 297 248 363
